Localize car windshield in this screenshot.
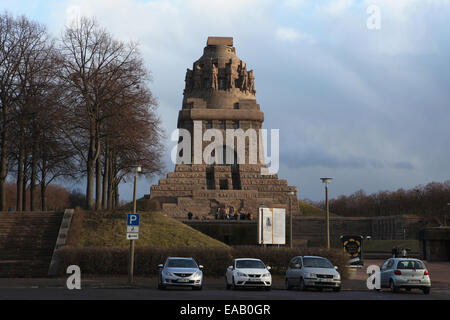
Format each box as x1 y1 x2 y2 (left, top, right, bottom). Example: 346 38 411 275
397 260 425 270
236 260 266 269
303 257 334 268
166 259 197 268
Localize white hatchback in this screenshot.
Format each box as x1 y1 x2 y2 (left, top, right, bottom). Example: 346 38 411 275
225 258 272 290
380 258 431 294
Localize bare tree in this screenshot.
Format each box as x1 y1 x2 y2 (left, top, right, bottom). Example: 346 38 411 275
59 17 156 209
0 12 23 210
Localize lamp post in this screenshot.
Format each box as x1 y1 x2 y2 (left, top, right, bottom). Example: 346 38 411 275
128 165 142 284
287 190 295 248
320 178 333 249
258 203 265 246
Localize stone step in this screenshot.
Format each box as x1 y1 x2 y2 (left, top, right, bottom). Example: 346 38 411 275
0 260 51 277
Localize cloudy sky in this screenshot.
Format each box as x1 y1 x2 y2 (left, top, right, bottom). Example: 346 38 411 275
2 0 450 201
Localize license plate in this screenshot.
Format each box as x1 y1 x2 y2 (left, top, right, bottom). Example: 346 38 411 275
177 279 189 282
409 280 420 283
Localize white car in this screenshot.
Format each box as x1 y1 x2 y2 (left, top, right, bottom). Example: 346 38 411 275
225 258 272 290
379 258 431 294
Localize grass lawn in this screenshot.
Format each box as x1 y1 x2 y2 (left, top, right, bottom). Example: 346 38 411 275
299 201 340 217
363 240 419 253
76 210 230 249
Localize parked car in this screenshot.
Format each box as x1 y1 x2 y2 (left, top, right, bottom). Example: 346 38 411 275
379 258 431 294
157 257 203 290
285 256 341 292
225 258 272 290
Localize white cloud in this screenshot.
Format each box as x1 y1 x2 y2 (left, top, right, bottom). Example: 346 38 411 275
283 0 306 9
318 0 354 16
275 27 300 42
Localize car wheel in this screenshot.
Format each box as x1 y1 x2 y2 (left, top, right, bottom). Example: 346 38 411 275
192 286 202 291
285 279 293 290
265 286 271 291
226 280 231 290
298 278 305 291
333 287 341 292
422 287 430 295
390 280 399 293
158 283 166 290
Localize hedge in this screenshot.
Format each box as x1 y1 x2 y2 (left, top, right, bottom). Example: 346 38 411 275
55 246 349 279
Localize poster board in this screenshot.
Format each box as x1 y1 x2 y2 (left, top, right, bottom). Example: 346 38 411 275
258 208 286 245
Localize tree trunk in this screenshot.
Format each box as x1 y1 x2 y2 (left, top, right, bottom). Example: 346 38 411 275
86 123 101 210
0 128 7 211
16 140 24 211
114 182 119 209
107 153 114 210
40 157 47 211
30 140 38 211
22 163 27 211
102 145 109 210
95 151 102 210
40 180 46 211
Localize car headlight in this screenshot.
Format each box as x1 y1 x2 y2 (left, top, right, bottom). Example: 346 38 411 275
306 272 316 278
193 271 202 278
334 274 341 280
263 273 271 278
163 270 174 277
237 271 248 277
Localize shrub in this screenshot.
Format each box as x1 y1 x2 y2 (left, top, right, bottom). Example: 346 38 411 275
55 246 349 279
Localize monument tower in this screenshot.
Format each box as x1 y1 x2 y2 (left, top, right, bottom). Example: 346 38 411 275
150 37 298 219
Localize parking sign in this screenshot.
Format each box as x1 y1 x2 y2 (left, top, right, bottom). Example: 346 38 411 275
127 213 140 226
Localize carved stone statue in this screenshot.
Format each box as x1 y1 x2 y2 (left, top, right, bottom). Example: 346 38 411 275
193 64 202 90
240 64 248 92
211 63 218 90
225 59 236 90
248 70 255 94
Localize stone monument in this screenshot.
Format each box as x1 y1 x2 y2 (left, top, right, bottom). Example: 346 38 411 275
150 37 299 220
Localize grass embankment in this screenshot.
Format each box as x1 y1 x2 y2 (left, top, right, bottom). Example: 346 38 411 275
69 209 230 249
298 201 340 217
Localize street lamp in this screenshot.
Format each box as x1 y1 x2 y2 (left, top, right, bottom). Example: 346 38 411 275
320 178 333 249
132 166 142 214
129 165 142 284
287 190 295 248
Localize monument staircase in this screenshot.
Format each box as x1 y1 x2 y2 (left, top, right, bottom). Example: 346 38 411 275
0 211 63 277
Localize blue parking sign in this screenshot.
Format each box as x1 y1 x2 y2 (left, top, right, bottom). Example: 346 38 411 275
127 213 140 226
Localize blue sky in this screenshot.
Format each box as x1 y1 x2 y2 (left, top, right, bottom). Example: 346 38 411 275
2 0 450 202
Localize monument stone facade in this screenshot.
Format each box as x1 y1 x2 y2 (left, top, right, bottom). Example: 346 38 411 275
150 37 299 219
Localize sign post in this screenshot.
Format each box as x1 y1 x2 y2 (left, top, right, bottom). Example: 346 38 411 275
127 213 140 284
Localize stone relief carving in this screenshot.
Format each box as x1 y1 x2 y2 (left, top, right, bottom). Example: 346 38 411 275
211 62 218 90
184 59 255 94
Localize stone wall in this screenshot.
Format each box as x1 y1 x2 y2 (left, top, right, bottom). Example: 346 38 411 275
182 215 426 247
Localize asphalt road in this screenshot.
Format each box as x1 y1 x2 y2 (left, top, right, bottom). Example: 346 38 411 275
1 278 449 300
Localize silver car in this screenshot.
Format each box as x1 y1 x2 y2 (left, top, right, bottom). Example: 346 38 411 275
380 258 431 294
157 257 203 290
285 256 341 291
